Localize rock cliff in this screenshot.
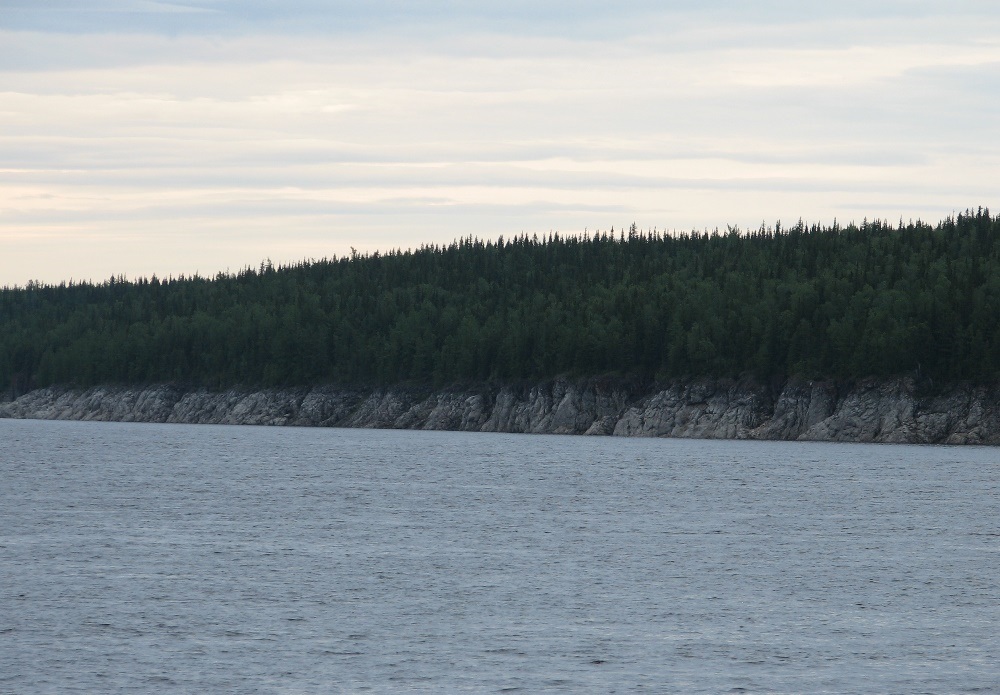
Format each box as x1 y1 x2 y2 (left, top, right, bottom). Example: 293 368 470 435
1 377 997 444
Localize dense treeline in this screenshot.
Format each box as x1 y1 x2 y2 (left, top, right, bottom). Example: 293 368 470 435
3 209 1000 394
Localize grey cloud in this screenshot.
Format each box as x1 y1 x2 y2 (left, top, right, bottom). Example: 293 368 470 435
0 197 628 228
3 0 999 285
7 0 993 39
4 7 998 75
1 164 990 205
0 0 668 37
0 136 935 172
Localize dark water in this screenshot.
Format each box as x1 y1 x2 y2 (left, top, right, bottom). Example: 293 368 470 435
1 419 998 693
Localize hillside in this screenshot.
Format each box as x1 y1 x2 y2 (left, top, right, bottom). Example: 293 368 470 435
2 209 999 395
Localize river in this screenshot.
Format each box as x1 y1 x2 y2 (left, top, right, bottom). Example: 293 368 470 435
1 419 997 693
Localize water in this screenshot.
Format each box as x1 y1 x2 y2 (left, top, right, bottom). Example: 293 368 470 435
1 419 998 694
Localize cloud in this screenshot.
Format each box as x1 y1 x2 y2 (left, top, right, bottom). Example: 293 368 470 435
4 0 997 42
1 2 999 284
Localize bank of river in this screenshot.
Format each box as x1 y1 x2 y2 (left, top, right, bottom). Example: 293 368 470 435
3 376 998 444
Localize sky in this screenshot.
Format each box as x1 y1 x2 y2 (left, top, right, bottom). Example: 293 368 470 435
1 1 998 286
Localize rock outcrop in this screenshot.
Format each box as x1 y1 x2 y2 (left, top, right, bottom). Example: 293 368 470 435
2 377 998 444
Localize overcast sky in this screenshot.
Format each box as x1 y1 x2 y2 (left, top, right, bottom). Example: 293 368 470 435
1 1 998 285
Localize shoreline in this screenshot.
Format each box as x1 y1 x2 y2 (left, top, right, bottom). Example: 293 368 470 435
3 377 998 445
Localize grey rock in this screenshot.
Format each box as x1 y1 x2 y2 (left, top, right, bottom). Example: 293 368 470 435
345 388 427 429
613 380 770 439
750 380 836 440
2 378 998 445
290 387 367 427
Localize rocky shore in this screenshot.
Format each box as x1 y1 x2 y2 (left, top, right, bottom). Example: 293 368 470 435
2 377 997 444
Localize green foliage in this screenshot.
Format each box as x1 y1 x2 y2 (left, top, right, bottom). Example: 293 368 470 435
3 209 1000 392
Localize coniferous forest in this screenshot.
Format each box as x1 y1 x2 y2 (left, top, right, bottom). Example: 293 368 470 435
2 209 999 395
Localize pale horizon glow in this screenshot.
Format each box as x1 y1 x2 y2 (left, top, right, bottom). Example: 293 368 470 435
1 1 998 286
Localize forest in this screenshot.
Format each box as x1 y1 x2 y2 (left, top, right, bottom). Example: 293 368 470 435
2 208 999 395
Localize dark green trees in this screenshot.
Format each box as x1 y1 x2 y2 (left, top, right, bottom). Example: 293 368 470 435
2 209 999 394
